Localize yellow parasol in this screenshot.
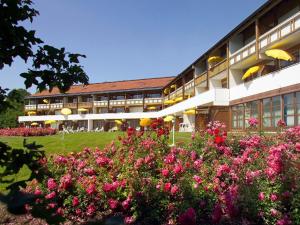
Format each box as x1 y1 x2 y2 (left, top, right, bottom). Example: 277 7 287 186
43 99 49 104
265 49 294 61
242 66 262 80
114 120 122 125
164 115 174 122
170 84 177 89
31 122 38 126
164 99 175 105
163 88 170 95
147 106 157 110
184 109 196 115
140 118 152 127
45 120 56 125
78 108 88 112
61 108 72 115
208 56 223 64
174 96 183 102
27 111 36 116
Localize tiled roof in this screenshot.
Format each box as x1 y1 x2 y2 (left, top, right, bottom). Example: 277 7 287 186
30 76 174 97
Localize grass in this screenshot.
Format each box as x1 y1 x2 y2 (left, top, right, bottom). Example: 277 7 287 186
0 131 191 192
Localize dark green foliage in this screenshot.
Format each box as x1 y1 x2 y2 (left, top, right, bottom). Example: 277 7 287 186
0 89 29 128
21 45 88 93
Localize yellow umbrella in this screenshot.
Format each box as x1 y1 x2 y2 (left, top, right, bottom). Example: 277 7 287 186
31 122 38 126
115 120 122 125
78 108 88 112
61 108 72 115
164 99 175 105
27 111 36 115
174 96 183 102
170 84 177 89
208 56 223 64
45 120 56 125
164 88 170 95
140 118 152 127
242 66 262 80
164 115 174 122
43 99 49 104
184 109 196 115
265 49 294 61
147 106 157 110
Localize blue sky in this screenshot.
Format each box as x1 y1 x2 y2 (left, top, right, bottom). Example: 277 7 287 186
0 0 266 93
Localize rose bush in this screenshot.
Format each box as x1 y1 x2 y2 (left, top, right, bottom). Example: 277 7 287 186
24 119 300 225
0 127 57 136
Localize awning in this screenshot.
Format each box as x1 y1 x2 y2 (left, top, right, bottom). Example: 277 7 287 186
78 108 88 112
242 65 262 80
61 108 72 115
208 56 223 64
265 49 294 61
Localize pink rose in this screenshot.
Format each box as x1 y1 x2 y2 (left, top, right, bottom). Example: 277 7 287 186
164 182 172 192
162 169 169 177
72 196 79 207
47 178 57 190
171 185 179 195
45 191 56 199
258 192 265 201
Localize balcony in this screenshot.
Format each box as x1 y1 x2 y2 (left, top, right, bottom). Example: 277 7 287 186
195 71 207 86
50 103 63 109
184 79 194 92
230 40 256 66
37 104 50 110
94 100 108 107
64 103 77 109
25 104 36 111
110 99 126 107
144 97 162 105
126 98 143 106
169 87 183 99
209 59 228 78
230 63 300 103
78 102 93 108
259 11 300 50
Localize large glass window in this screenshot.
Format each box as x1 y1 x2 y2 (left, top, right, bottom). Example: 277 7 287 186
232 104 244 129
272 96 281 127
263 98 271 127
245 101 259 127
284 93 295 126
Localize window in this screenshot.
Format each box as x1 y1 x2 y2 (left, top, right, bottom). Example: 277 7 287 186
245 101 259 127
284 93 295 126
296 92 300 125
263 96 281 128
263 98 271 127
82 96 93 102
146 93 161 98
232 104 244 129
127 94 143 99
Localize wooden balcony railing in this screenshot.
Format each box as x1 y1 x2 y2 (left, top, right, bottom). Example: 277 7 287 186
94 100 108 107
110 99 126 106
24 105 36 111
144 97 162 105
126 99 143 106
37 104 50 110
195 71 207 85
78 102 93 108
229 40 256 66
209 59 228 78
64 102 77 109
259 11 300 49
50 103 63 109
184 79 194 91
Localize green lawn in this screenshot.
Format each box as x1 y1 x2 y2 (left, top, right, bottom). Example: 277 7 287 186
0 132 191 192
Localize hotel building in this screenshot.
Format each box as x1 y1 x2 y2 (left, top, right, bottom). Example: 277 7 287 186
19 0 300 132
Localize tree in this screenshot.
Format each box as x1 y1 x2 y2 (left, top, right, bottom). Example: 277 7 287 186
0 89 29 128
0 0 89 112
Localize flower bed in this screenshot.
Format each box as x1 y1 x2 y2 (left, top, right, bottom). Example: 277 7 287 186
0 127 57 136
25 119 300 225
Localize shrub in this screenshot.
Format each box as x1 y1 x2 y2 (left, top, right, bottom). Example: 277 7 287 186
0 127 57 136
24 120 300 224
